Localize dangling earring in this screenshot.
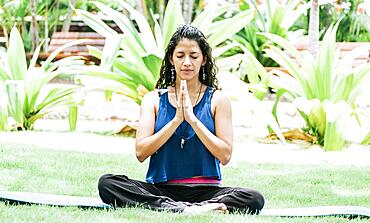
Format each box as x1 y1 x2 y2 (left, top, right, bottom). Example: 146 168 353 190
202 66 205 81
171 66 175 82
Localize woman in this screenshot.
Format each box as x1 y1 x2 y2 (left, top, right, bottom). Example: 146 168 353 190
98 25 264 214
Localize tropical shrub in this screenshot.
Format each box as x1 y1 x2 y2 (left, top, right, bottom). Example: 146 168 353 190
260 21 370 150
0 0 119 52
0 85 9 131
228 0 309 68
75 0 254 104
0 27 83 130
292 0 370 42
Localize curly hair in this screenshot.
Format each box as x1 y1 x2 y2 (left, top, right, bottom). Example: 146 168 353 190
155 24 219 89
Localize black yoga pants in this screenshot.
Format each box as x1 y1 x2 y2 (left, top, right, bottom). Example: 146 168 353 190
98 174 265 214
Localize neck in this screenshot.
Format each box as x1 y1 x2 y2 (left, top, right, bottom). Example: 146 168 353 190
176 80 202 93
174 80 203 107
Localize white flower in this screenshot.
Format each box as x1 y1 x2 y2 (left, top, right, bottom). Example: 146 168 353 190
323 100 351 123
340 1 351 13
293 97 320 115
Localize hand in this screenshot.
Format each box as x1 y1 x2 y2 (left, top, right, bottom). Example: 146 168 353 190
181 80 197 123
172 82 185 125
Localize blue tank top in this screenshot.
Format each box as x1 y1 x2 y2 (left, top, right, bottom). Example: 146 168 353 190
145 86 222 184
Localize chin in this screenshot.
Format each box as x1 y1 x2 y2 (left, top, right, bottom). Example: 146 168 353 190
180 74 198 80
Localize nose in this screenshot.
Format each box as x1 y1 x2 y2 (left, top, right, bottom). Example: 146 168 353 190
184 55 191 66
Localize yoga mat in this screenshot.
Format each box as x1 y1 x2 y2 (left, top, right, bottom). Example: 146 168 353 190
1 191 369 218
0 191 111 209
260 206 370 218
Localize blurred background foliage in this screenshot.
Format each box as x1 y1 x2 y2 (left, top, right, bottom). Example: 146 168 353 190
0 0 369 151
292 0 370 42
1 0 369 54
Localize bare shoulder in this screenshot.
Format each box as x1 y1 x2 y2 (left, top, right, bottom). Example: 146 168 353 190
212 89 231 106
141 91 160 110
211 89 231 116
143 90 159 100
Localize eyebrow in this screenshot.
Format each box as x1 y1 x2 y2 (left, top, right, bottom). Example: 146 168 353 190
175 51 200 54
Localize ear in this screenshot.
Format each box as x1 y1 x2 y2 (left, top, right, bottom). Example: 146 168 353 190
202 57 206 66
170 56 174 65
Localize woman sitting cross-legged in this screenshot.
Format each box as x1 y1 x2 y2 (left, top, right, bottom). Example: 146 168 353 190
98 24 265 214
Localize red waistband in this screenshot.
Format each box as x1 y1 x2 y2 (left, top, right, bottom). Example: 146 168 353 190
166 177 220 184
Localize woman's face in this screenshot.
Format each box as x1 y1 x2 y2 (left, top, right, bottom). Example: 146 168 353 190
171 38 206 82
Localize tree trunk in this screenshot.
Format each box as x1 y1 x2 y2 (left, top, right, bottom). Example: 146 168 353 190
181 0 194 24
62 0 77 32
30 0 39 52
44 3 49 52
308 0 319 58
53 0 61 34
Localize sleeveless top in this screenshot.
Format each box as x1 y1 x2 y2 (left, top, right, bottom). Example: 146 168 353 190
145 86 222 184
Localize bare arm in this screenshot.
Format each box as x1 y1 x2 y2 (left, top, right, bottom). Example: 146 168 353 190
184 88 233 165
135 91 183 162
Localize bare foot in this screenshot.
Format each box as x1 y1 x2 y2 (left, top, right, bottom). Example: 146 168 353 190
183 203 228 214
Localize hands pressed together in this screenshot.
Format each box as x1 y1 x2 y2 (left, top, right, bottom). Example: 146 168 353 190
174 80 198 125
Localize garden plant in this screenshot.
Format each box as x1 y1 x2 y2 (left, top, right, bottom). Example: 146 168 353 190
74 0 254 104
229 0 309 68
293 0 370 42
0 1 369 221
0 27 84 131
252 21 370 150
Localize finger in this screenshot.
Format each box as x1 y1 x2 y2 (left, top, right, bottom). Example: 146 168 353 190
183 80 188 94
180 80 185 90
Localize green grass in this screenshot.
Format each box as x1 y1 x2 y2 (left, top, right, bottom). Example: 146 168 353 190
0 142 369 223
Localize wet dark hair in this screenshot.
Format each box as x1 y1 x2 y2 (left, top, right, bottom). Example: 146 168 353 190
155 24 219 89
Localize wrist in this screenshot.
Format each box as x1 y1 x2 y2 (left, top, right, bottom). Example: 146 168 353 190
188 116 199 127
171 118 183 127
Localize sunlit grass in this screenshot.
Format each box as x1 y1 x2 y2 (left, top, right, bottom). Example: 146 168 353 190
0 142 369 223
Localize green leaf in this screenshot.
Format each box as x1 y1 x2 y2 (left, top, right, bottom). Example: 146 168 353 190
92 1 142 46
191 4 229 35
269 6 287 37
207 9 254 47
308 103 326 138
142 54 162 81
113 59 155 91
116 0 158 54
0 66 11 81
87 46 102 60
91 1 147 58
361 131 370 145
150 9 164 51
5 80 24 127
271 88 286 128
264 46 310 94
42 39 92 71
36 88 76 113
75 9 117 37
260 32 303 64
8 27 27 80
76 66 138 90
29 41 43 70
162 0 184 48
101 35 122 70
68 105 78 131
0 87 9 131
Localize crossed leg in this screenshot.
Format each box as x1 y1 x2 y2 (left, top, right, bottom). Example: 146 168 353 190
98 174 264 214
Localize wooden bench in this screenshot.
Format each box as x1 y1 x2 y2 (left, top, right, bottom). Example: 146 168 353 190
293 42 370 67
37 32 106 64
0 28 6 48
265 42 370 72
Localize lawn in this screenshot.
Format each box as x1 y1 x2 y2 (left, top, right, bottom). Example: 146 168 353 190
0 142 369 223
